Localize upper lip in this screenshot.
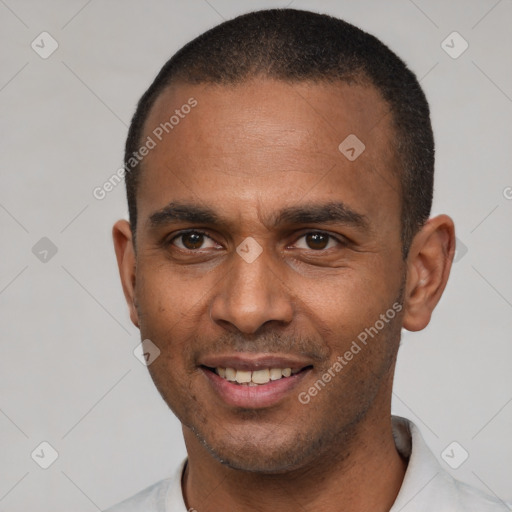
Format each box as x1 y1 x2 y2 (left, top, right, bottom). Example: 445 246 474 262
199 353 313 372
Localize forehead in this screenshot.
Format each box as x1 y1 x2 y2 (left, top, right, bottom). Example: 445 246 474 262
137 78 400 234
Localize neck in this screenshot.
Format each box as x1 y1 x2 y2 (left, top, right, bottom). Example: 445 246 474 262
182 386 406 512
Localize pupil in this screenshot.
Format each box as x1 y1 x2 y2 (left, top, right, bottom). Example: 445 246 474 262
306 233 328 250
184 233 203 249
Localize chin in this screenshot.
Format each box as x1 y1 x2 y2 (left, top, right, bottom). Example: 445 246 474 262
191 424 323 474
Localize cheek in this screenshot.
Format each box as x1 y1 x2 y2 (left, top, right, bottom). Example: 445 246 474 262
293 264 398 339
134 262 203 377
137 270 205 421
136 258 208 323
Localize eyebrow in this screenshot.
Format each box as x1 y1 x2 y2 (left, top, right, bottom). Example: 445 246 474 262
269 202 368 229
147 201 369 231
148 203 220 227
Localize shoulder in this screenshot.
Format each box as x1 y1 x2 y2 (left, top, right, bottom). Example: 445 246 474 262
103 478 174 512
448 476 510 511
391 416 510 511
103 461 188 512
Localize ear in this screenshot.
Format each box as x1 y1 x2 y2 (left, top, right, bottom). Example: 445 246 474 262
402 214 455 332
112 219 139 328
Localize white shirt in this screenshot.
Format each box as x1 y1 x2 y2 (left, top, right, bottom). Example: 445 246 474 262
104 416 509 511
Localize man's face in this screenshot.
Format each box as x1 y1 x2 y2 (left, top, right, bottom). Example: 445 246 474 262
131 79 406 472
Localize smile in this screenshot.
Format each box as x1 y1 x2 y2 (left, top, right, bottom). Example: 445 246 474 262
200 360 312 408
213 366 301 385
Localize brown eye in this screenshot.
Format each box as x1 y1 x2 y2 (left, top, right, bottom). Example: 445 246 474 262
293 232 341 251
181 232 204 249
305 233 329 250
171 231 218 251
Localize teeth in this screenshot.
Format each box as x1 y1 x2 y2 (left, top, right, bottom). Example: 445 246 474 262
235 370 252 384
215 367 298 385
269 368 282 380
225 367 236 381
252 369 270 384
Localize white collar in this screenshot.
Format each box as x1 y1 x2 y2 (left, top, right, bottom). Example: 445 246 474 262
390 416 508 511
123 416 508 511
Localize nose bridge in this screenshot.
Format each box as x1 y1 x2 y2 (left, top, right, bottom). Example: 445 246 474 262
209 240 293 333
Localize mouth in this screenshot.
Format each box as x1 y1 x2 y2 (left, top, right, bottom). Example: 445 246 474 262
199 355 313 408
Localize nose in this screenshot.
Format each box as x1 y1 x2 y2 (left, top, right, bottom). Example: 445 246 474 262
209 245 294 334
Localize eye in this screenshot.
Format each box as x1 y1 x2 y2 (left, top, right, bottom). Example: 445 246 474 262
170 230 219 251
293 232 342 251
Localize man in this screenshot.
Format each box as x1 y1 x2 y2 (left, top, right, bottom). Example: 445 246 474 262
109 8 506 511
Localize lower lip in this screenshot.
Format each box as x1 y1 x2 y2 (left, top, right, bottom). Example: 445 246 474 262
202 368 310 409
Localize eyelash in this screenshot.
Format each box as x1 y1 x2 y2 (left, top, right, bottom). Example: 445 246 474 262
167 229 346 252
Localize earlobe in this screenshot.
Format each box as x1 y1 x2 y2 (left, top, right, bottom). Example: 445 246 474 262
112 219 140 328
402 215 455 332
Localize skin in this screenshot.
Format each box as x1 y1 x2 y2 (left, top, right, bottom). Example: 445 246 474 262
113 78 455 512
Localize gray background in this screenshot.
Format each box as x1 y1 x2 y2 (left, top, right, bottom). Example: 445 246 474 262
0 0 511 510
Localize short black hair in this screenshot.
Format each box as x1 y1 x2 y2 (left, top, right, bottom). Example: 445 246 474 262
124 8 434 257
